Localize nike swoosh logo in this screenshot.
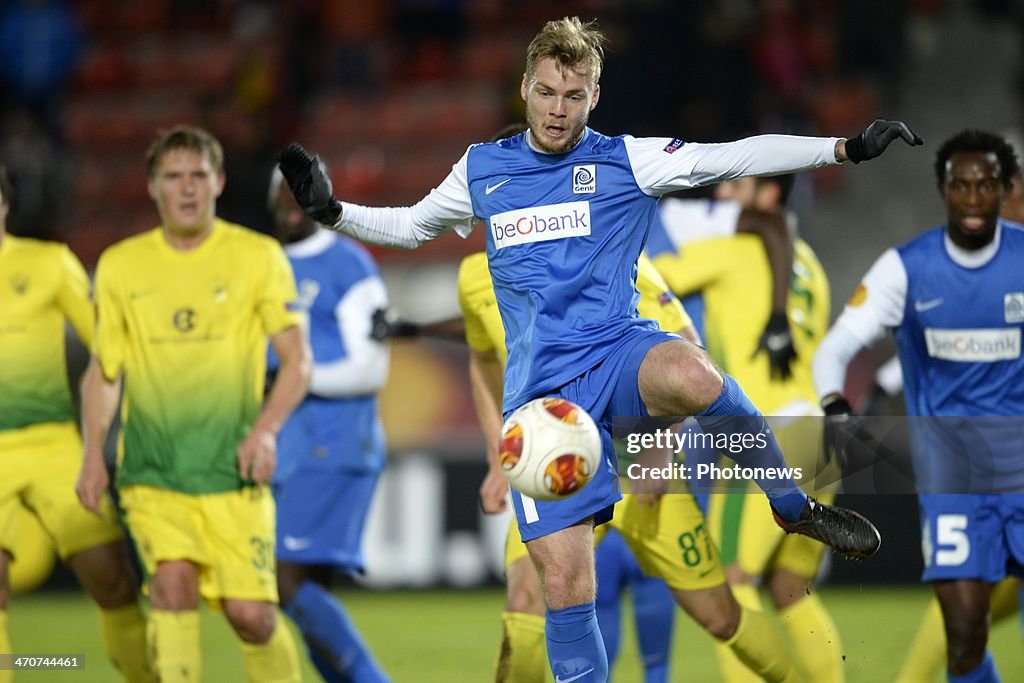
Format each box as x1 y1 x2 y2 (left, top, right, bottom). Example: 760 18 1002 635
485 178 512 195
555 667 595 683
282 536 313 551
914 298 944 312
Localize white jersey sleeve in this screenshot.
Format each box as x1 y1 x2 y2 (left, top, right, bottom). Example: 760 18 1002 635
812 248 907 397
334 149 476 248
625 135 840 196
309 275 391 398
658 198 742 247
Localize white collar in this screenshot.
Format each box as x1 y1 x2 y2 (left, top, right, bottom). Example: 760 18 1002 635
284 228 335 258
943 221 1002 269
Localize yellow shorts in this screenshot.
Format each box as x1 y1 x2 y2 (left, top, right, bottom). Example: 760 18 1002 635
0 422 122 561
707 413 834 579
6 510 57 594
120 484 278 607
504 491 725 592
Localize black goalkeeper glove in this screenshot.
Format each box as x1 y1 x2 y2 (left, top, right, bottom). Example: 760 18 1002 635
754 311 797 381
844 119 923 164
276 143 344 226
821 394 856 468
370 308 421 341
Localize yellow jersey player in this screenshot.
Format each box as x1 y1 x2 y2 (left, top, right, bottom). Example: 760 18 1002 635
0 166 152 682
460 250 806 683
650 175 843 683
76 127 311 683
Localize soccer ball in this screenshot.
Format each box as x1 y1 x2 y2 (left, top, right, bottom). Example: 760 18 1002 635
498 397 602 501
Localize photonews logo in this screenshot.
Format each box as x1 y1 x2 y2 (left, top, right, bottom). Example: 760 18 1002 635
490 201 591 250
925 327 1021 362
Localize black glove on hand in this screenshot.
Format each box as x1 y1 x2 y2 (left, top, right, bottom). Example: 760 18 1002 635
844 119 924 164
822 394 855 468
370 308 421 341
276 143 343 225
754 312 797 381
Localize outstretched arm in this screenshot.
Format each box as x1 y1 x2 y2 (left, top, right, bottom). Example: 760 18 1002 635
277 144 475 249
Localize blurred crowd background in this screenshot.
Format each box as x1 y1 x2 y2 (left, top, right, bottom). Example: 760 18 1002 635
3 0 1023 585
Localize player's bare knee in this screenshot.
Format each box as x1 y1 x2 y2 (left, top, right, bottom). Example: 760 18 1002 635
679 352 724 410
724 564 753 586
539 569 595 610
224 601 277 643
68 544 138 609
677 585 740 640
150 561 199 610
506 576 544 615
944 616 988 667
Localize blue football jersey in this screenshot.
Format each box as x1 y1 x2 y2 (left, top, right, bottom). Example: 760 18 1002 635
896 223 1024 416
894 223 1024 492
467 130 659 409
270 231 388 480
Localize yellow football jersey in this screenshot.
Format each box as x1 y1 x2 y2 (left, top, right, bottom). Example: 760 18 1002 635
93 220 301 493
652 236 830 413
0 236 93 434
458 252 691 364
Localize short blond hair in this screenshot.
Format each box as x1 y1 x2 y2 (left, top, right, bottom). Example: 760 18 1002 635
525 17 606 88
146 125 224 178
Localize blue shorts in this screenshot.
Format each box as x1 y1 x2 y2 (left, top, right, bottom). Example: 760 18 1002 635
274 468 382 574
510 328 675 542
919 493 1024 583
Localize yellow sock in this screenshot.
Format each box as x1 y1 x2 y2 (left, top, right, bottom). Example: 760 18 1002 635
896 578 1019 683
724 606 803 683
715 584 763 683
100 603 154 682
0 610 13 683
495 611 547 683
990 577 1020 623
894 598 944 683
148 610 201 683
779 594 844 683
238 616 301 683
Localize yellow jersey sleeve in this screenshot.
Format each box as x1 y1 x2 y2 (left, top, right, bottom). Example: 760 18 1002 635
457 252 507 365
257 240 302 337
93 249 129 381
56 244 95 348
636 253 692 333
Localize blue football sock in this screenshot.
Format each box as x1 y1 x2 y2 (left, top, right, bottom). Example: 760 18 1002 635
698 373 807 522
284 581 389 683
630 575 673 683
547 601 609 683
595 531 628 670
948 651 1001 683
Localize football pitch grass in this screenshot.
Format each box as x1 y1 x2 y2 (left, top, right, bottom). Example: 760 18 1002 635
7 585 1023 681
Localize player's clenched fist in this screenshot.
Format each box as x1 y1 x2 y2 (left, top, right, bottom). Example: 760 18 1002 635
276 143 344 226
